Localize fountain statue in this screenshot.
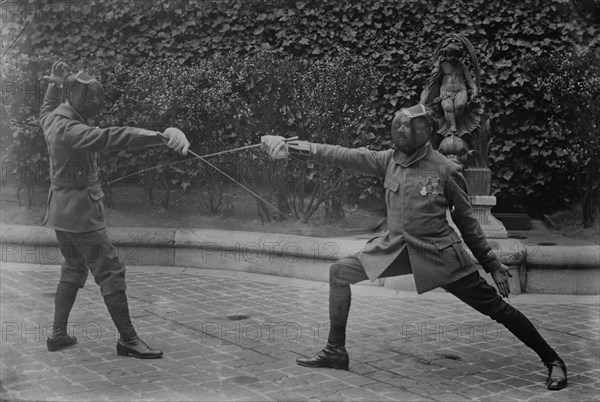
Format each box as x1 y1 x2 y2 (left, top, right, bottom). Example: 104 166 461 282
421 33 507 238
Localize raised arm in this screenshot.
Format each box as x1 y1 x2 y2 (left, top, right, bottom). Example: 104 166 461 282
40 84 62 120
40 61 68 119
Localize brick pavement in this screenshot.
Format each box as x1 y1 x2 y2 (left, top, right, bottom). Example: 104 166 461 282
1 263 599 401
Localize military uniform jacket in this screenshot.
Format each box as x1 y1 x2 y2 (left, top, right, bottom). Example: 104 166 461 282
311 143 501 293
39 84 164 232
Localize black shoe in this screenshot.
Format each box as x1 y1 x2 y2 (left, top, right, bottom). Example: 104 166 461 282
545 358 567 390
117 336 163 359
296 344 349 369
47 334 77 352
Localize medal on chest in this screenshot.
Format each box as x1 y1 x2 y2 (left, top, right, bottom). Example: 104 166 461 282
419 176 439 197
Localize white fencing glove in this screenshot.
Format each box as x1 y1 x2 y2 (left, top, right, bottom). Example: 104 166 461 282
261 135 288 159
162 127 190 155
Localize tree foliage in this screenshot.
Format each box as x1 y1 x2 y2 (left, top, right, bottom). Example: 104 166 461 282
524 48 600 226
1 0 598 217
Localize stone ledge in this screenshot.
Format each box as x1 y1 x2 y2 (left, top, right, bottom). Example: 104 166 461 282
1 224 598 294
525 245 600 269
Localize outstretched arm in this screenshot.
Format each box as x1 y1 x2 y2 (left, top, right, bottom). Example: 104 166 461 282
262 136 389 179
310 143 389 178
64 123 189 155
41 114 190 156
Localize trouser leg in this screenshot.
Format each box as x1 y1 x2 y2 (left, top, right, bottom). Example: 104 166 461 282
75 228 127 297
62 229 134 340
443 271 559 363
327 256 369 347
52 231 90 338
55 230 89 289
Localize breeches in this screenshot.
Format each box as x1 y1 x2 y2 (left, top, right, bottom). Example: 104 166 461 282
330 255 510 320
55 229 127 296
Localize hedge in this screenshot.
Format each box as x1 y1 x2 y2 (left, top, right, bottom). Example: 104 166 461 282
1 0 598 216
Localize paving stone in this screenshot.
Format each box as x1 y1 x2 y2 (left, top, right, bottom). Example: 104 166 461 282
431 391 470 401
12 388 59 401
264 389 313 401
456 385 492 399
1 263 598 401
124 380 163 393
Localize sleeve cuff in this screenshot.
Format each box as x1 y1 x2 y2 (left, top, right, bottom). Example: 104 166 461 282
288 141 313 156
135 129 164 147
138 129 161 137
483 257 502 273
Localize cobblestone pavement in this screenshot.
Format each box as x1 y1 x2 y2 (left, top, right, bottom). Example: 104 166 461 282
1 263 599 401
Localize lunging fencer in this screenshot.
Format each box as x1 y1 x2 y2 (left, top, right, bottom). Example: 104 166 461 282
40 61 190 358
261 104 567 390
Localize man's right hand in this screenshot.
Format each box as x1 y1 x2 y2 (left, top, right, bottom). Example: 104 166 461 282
162 128 190 155
43 61 68 87
261 135 288 159
261 136 313 159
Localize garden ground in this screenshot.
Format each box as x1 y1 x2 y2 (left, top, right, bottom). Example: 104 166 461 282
0 182 597 244
0 182 386 239
1 262 599 401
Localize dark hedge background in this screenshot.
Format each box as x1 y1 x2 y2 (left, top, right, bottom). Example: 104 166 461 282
1 0 598 219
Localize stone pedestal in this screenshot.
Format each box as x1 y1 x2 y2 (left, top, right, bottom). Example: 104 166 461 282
459 167 508 239
469 195 507 238
463 168 491 195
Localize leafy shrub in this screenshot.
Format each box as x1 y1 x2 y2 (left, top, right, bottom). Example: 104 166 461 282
2 0 598 219
97 59 247 211
524 48 600 226
221 50 381 222
0 54 52 185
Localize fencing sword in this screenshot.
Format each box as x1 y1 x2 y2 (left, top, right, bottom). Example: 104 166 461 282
106 135 299 218
106 136 299 186
79 28 296 217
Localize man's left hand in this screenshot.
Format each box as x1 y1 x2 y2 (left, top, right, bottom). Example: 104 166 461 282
491 263 512 298
43 61 68 87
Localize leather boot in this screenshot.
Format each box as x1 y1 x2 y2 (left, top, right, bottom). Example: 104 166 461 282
47 333 77 352
103 291 138 341
104 291 162 358
296 344 349 369
545 358 567 390
47 281 79 352
117 336 163 359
